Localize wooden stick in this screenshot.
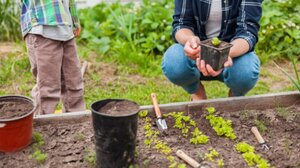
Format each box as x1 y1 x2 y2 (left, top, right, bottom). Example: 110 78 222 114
81 61 88 76
176 150 200 168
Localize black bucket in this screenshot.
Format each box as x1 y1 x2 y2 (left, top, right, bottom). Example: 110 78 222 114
200 39 233 71
90 99 140 168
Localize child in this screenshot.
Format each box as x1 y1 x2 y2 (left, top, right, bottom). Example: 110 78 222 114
21 0 85 115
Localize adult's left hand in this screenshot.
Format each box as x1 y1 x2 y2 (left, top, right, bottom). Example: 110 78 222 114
196 56 233 77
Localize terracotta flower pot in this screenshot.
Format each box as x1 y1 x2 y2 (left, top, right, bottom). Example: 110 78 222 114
0 95 36 152
200 39 233 71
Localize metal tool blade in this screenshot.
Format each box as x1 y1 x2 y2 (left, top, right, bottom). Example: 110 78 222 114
156 118 168 130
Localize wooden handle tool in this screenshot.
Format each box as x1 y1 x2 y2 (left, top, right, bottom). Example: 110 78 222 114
151 93 162 118
251 126 265 144
176 150 200 168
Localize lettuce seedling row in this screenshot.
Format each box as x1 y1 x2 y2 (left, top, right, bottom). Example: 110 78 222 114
0 92 299 168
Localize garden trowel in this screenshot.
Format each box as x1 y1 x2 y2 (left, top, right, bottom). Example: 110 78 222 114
251 126 270 150
151 93 168 131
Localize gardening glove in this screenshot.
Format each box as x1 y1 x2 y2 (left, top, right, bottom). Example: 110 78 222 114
184 36 201 60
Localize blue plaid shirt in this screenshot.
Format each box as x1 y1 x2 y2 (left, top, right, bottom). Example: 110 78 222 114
172 0 262 51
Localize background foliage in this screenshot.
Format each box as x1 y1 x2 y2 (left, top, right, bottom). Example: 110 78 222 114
0 0 21 41
0 0 298 107
256 0 300 63
78 0 174 76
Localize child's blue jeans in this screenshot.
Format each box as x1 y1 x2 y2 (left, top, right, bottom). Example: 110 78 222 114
162 44 260 96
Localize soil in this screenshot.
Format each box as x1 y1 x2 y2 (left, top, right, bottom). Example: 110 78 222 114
0 99 34 120
201 39 231 49
0 105 299 168
95 100 139 116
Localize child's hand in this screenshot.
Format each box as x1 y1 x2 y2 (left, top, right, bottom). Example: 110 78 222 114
74 28 81 37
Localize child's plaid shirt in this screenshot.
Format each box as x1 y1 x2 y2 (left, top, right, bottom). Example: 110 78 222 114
20 0 80 37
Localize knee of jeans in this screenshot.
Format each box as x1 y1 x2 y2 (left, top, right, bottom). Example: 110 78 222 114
226 66 260 96
162 44 189 84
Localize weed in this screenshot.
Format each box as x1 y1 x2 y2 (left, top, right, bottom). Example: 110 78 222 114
143 159 150 167
74 132 85 141
84 147 96 166
255 119 267 134
274 59 300 91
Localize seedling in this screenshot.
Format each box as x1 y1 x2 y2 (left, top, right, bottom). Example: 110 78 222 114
139 110 148 118
190 128 209 144
29 149 47 164
205 107 236 140
212 37 221 46
141 116 176 166
29 132 47 164
205 148 219 161
218 159 224 168
177 164 187 168
235 142 270 168
33 132 45 147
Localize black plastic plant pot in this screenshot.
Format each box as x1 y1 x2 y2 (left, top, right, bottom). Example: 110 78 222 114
200 39 233 71
90 99 140 168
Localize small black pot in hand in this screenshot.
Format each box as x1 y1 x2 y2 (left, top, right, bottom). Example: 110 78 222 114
200 38 233 71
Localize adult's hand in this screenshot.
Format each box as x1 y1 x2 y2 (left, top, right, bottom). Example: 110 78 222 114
184 36 201 60
74 27 81 37
196 56 233 77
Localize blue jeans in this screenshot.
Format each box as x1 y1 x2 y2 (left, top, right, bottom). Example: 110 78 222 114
162 44 260 96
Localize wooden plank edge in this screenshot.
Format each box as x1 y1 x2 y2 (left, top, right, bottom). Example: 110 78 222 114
34 91 300 123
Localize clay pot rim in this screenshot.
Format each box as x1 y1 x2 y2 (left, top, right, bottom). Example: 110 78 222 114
0 95 36 122
91 98 140 118
200 38 233 50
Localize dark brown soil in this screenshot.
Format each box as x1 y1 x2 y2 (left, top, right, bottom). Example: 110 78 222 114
0 105 299 168
201 39 230 49
0 99 34 120
96 100 139 116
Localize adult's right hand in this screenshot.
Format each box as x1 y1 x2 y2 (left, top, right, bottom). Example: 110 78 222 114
184 36 201 60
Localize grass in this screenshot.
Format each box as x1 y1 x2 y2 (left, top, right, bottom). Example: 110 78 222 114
0 42 297 109
0 0 21 41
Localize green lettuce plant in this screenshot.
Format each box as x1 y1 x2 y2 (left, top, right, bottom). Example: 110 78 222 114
164 112 209 144
205 107 236 140
235 142 270 168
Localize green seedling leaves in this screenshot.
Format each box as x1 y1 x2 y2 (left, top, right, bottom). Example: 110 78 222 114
205 107 236 140
139 110 148 118
212 37 221 46
235 142 270 168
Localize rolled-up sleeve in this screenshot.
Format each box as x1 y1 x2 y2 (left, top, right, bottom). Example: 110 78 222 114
172 0 196 42
231 0 262 51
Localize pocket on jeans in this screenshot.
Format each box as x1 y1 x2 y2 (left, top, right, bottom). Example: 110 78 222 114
25 34 36 48
25 34 46 48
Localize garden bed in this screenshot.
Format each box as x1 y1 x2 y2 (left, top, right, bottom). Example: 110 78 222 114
0 92 299 168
